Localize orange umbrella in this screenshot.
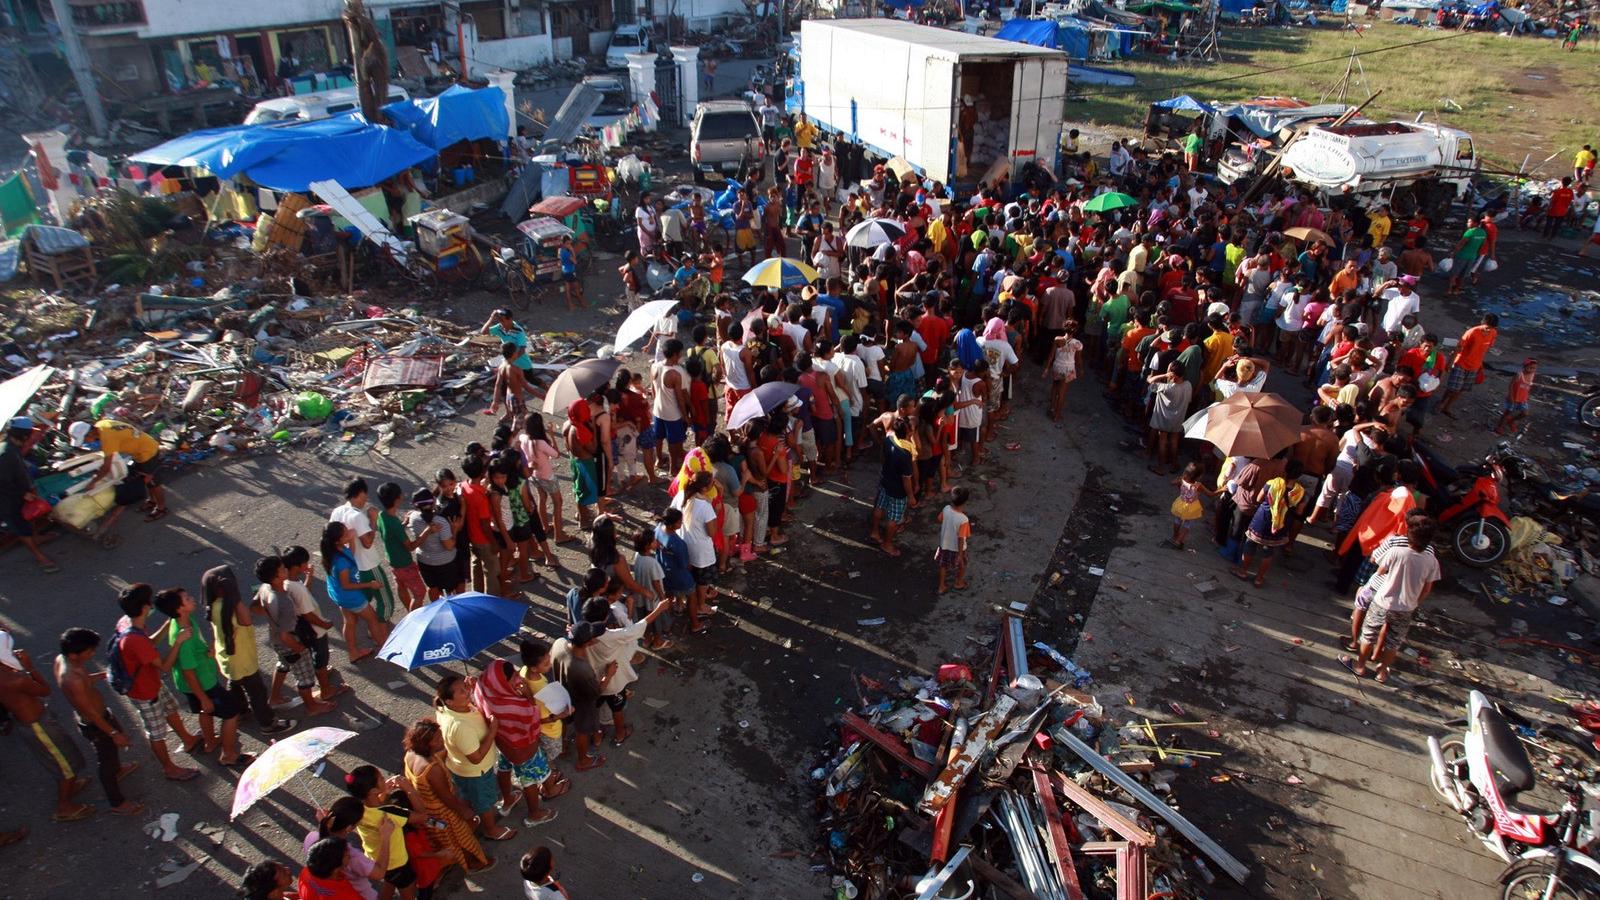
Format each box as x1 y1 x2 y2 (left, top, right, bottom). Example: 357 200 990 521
1182 392 1303 458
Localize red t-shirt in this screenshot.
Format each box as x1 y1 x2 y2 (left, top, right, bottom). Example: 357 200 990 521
619 390 650 430
798 371 835 420
117 625 162 702
298 868 364 900
459 482 493 545
915 315 951 367
1550 187 1575 218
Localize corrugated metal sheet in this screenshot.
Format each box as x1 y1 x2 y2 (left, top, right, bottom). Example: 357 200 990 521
542 84 604 148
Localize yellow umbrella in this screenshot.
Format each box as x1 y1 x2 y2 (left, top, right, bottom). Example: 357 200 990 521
741 257 821 289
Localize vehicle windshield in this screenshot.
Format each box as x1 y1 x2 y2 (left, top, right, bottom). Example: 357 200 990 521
698 112 755 141
612 32 639 46
595 89 629 116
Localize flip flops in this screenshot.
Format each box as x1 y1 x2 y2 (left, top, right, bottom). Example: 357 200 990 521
51 805 94 823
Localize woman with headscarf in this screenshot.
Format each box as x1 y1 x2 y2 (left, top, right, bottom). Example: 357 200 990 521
562 399 600 530
669 444 726 567
1231 463 1307 588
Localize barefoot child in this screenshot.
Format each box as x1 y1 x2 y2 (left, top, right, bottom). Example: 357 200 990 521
1493 358 1536 435
1166 462 1216 550
935 487 971 593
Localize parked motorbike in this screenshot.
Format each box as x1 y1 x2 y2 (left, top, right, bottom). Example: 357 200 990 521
1428 691 1600 898
1412 441 1532 567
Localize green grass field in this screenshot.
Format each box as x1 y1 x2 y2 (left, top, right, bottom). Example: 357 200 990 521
1068 22 1600 174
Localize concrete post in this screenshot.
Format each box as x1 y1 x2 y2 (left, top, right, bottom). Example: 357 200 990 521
625 52 658 131
44 0 107 136
670 45 699 129
485 70 517 138
21 130 74 223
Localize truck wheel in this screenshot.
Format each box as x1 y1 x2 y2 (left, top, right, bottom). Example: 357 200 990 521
1452 516 1509 567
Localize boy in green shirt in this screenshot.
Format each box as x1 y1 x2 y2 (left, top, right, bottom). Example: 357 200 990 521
376 482 426 612
154 588 249 768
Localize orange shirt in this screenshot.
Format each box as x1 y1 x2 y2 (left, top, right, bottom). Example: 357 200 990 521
1120 325 1154 372
1452 325 1497 371
1328 268 1359 298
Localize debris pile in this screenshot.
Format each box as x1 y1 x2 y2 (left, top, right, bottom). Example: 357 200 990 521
814 614 1249 899
3 282 593 467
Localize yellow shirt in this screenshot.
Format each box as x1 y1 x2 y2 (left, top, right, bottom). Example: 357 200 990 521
94 419 159 463
793 119 818 151
521 667 563 740
357 806 408 869
436 703 497 777
207 598 259 682
926 219 950 255
1576 149 1596 170
1367 214 1391 248
1201 332 1235 384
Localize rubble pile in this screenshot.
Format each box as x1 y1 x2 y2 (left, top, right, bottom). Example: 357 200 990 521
2 282 592 465
814 616 1249 900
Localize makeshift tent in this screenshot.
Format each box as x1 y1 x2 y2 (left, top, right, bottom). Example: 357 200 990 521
1219 0 1261 12
1127 0 1198 11
1152 95 1215 114
995 18 1063 48
994 17 1095 59
382 85 510 151
130 114 436 193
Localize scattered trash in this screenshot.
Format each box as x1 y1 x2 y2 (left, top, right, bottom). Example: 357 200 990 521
856 617 886 626
154 859 200 889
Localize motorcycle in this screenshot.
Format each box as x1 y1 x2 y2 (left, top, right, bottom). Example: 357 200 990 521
1428 691 1600 898
1412 441 1533 567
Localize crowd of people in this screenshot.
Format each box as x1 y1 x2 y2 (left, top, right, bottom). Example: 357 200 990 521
0 87 1570 899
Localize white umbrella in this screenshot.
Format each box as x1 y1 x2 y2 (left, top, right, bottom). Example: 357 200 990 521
844 218 906 249
615 299 679 350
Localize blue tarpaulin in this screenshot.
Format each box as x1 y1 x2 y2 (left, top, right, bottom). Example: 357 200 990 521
995 17 1094 58
1219 0 1261 11
995 18 1063 47
383 85 509 151
130 114 436 192
1152 94 1215 114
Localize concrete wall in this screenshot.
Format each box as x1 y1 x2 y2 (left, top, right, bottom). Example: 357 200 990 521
132 0 468 40
468 33 554 74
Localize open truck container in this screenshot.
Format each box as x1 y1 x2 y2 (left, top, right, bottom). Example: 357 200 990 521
797 19 1069 187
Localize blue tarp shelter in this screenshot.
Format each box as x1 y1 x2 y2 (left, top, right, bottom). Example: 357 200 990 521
1219 0 1260 11
383 85 509 151
994 17 1094 58
1152 95 1214 114
995 18 1062 47
130 113 436 192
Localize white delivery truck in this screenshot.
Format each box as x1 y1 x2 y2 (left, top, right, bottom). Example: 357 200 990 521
1279 120 1478 200
796 19 1069 188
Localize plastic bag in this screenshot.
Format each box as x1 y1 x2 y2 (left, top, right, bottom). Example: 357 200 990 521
1437 257 1454 274
1481 258 1499 273
296 391 333 422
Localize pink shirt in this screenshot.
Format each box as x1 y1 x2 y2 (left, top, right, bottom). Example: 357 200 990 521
518 436 559 481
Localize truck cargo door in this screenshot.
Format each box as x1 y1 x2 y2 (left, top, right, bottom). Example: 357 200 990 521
1010 58 1051 178
920 55 955 185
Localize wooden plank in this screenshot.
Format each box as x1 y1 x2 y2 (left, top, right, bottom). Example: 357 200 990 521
1079 841 1126 855
839 711 936 779
929 790 957 864
1031 768 1086 900
1051 772 1157 848
965 851 1044 900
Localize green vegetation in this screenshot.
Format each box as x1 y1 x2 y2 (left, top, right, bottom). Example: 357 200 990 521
1068 23 1600 172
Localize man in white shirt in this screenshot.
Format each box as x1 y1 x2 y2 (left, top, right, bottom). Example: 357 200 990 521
1109 141 1132 177
853 333 887 420
1347 517 1440 683
329 478 399 623
1376 275 1421 334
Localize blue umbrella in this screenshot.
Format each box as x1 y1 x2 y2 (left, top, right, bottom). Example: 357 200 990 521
377 592 527 670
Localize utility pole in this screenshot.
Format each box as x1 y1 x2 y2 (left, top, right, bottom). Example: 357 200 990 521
45 0 108 135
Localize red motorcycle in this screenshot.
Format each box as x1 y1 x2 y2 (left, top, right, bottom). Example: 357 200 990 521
1412 441 1529 567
